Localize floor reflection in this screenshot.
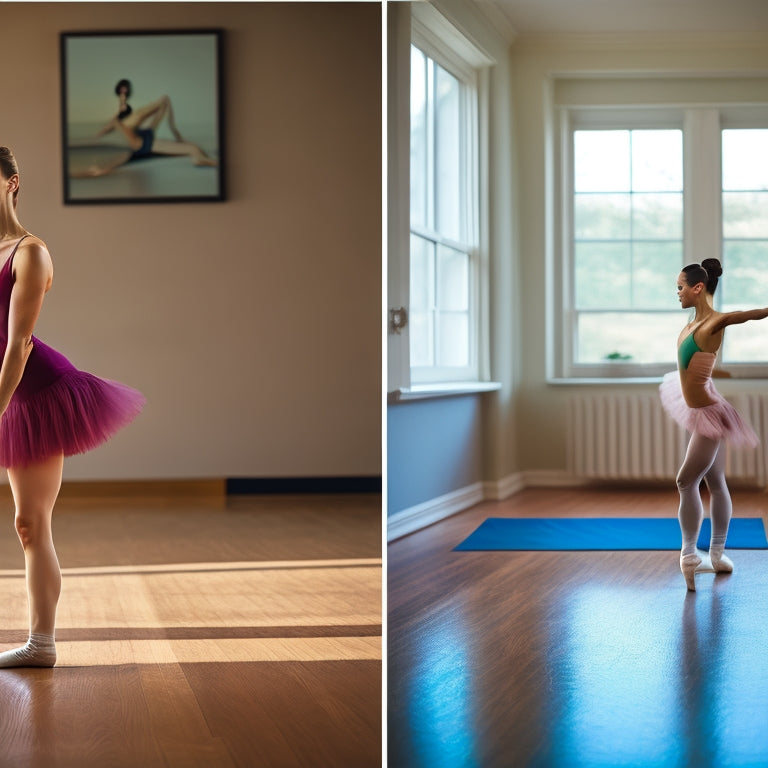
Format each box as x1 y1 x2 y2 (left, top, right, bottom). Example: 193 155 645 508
679 589 720 766
0 669 52 761
543 584 679 766
541 577 768 767
401 603 479 768
679 580 768 765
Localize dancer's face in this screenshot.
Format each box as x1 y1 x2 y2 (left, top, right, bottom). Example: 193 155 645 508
677 272 702 309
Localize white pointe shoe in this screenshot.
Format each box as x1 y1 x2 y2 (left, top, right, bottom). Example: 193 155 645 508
693 548 734 575
681 553 702 591
694 549 714 573
710 550 734 573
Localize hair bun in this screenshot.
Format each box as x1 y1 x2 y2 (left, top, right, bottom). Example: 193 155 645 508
701 258 723 278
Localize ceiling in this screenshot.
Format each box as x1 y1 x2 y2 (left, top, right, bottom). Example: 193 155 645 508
475 0 768 37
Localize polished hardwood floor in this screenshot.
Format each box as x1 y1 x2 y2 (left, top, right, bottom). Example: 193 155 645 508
388 486 768 768
0 491 381 768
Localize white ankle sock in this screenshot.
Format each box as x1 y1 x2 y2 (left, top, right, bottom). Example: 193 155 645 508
0 633 56 668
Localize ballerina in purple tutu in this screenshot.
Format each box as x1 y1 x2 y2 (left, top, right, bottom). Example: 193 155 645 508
660 260 768 591
0 147 144 665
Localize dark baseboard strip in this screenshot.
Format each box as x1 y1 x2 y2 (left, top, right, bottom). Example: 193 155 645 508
226 476 382 495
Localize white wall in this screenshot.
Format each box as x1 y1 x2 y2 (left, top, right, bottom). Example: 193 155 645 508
511 34 768 474
2 2 381 481
386 1 518 515
389 4 768 516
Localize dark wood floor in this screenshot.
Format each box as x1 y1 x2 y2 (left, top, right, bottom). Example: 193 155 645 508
388 486 768 768
0 492 381 768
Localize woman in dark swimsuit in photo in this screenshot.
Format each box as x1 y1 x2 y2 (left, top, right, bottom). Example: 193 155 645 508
71 79 217 178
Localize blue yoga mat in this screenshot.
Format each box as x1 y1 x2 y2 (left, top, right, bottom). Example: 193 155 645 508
453 517 768 551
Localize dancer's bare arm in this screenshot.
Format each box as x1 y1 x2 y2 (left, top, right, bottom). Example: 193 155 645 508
0 240 52 416
712 307 768 333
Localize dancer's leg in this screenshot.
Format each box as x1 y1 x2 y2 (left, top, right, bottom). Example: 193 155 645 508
150 138 217 166
677 432 720 590
704 442 734 572
0 454 63 667
146 95 184 141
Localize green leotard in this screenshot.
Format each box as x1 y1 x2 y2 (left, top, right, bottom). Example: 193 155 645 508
678 332 701 370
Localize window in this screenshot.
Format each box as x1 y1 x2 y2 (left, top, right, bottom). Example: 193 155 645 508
721 128 768 365
409 43 478 383
573 128 683 367
552 93 768 380
387 3 494 394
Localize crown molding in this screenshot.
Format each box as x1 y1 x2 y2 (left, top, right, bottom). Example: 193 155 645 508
471 0 519 45
511 29 768 52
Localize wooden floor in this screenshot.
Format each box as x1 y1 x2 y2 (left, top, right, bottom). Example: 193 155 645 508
0 492 381 767
388 486 768 768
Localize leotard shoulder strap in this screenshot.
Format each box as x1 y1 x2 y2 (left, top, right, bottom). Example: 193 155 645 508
3 235 30 273
10 235 30 257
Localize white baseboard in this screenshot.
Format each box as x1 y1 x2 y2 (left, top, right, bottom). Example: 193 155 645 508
387 482 485 541
519 469 589 488
387 471 590 541
482 472 525 500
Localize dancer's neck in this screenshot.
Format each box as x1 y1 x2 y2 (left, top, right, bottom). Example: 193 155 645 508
0 214 27 242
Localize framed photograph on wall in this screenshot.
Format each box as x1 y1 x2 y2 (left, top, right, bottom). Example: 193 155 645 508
60 29 225 204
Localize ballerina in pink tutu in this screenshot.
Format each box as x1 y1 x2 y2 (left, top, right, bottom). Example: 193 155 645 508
660 260 768 591
0 147 144 665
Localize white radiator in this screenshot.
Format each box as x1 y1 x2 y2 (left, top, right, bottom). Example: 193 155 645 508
729 393 768 486
567 393 768 486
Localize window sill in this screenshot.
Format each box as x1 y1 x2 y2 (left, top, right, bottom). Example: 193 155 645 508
388 381 502 403
549 375 768 385
548 377 665 385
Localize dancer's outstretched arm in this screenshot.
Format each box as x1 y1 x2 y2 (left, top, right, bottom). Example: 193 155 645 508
712 306 768 332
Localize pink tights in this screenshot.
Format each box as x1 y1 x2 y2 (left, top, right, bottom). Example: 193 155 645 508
676 432 731 557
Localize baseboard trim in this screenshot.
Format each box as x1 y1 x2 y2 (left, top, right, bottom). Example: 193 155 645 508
226 476 382 495
387 482 485 541
0 478 228 503
483 472 525 501
519 470 589 488
388 471 593 540
0 476 381 503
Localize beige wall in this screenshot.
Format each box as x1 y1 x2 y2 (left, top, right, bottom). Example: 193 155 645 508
2 2 381 481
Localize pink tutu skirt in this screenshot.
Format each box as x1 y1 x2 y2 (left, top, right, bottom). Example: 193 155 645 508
0 339 145 468
0 242 144 468
659 372 758 447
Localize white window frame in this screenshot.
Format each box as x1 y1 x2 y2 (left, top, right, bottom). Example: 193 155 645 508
387 3 493 395
719 108 768 377
548 78 768 382
409 40 479 384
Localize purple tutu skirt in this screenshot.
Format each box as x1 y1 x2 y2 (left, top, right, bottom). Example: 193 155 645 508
0 338 145 468
659 372 758 447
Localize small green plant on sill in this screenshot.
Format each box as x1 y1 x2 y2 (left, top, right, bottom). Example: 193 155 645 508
604 351 633 361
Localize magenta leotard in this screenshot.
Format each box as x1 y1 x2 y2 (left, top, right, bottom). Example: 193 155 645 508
0 236 145 467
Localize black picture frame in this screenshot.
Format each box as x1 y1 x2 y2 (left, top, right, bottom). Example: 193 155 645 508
60 29 225 204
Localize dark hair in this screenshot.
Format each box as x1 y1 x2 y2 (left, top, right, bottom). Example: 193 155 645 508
683 259 722 295
0 146 19 205
114 79 132 97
